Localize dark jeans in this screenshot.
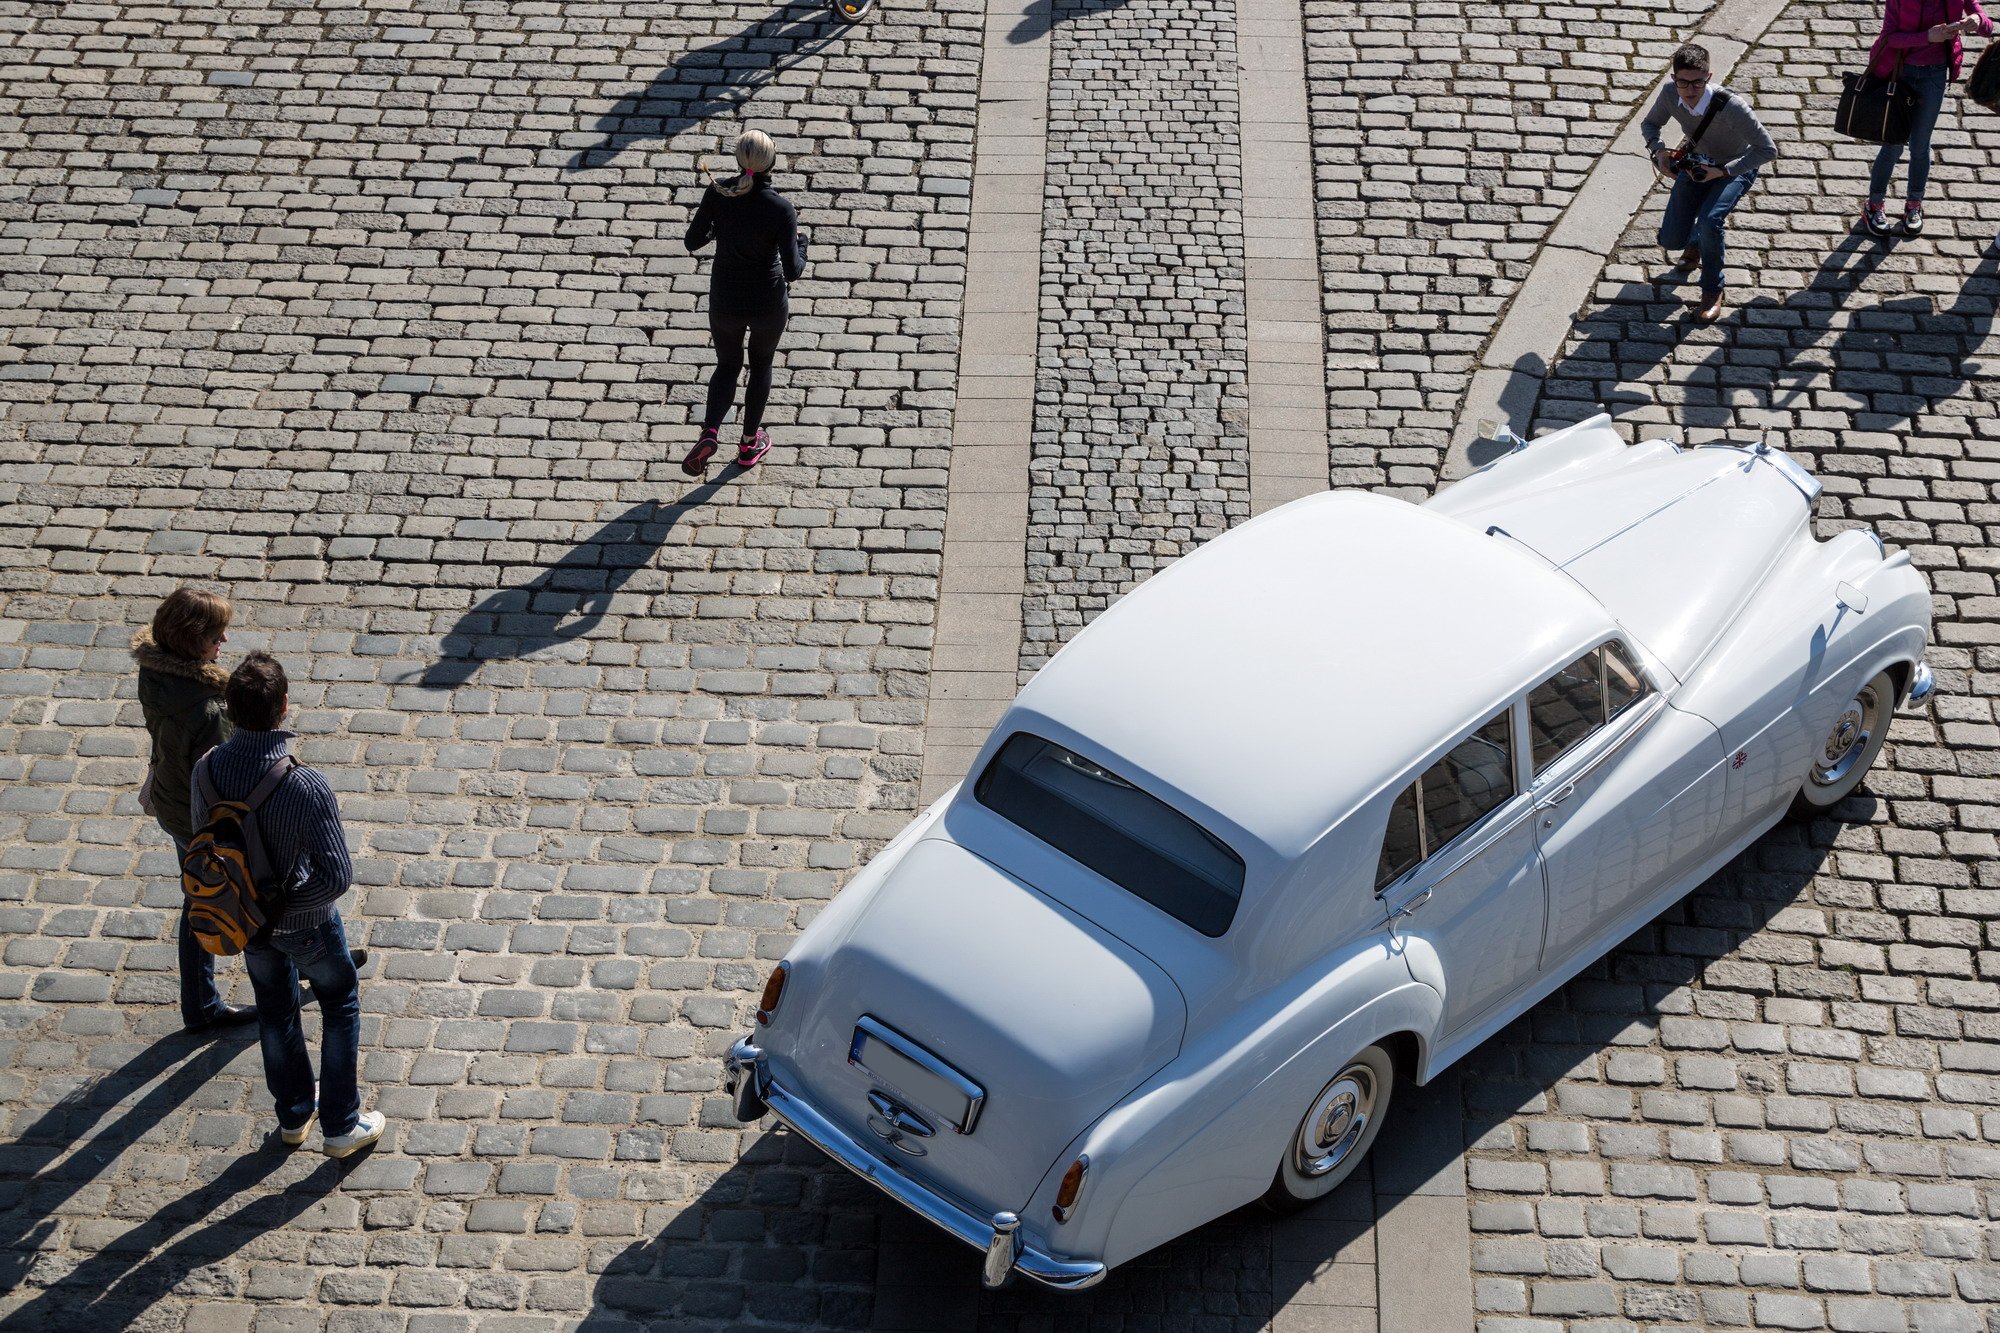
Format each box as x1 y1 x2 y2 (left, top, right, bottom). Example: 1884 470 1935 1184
172 836 225 1026
1658 166 1759 299
245 912 361 1136
703 307 788 436
1869 62 1950 203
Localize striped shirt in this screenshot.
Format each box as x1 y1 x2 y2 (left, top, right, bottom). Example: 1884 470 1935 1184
190 729 353 933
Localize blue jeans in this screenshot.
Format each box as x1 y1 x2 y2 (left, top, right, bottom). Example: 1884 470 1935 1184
172 836 224 1027
1658 167 1759 299
1869 62 1950 202
244 913 361 1136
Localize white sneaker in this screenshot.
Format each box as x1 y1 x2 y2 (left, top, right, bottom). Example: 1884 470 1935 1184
281 1107 316 1147
322 1110 385 1159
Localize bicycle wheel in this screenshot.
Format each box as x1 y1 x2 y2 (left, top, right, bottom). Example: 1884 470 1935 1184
831 0 873 19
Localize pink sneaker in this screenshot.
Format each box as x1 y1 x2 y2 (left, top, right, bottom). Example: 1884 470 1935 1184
736 429 771 468
681 427 718 477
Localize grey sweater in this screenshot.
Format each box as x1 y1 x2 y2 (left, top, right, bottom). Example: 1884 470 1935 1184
1640 82 1778 178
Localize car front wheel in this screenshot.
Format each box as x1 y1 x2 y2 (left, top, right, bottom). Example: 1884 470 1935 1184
1787 668 1896 820
1262 1044 1395 1212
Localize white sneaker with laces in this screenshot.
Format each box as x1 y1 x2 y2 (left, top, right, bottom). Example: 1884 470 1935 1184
322 1110 386 1159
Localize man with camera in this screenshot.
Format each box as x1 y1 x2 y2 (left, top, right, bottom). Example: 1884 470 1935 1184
1641 43 1778 323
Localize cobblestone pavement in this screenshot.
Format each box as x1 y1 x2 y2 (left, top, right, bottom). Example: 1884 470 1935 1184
5 0 2000 1327
0 0 975 1326
1464 1 2000 1328
1016 0 1251 678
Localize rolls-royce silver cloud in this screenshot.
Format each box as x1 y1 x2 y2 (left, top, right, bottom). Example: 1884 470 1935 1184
725 416 1935 1290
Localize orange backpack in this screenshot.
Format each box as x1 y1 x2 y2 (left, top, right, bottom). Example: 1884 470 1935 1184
182 754 295 956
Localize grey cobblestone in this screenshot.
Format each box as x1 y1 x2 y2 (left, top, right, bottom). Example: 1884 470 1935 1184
1465 1 2000 1329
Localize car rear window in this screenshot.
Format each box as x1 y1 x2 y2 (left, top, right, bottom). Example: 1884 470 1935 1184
974 734 1245 937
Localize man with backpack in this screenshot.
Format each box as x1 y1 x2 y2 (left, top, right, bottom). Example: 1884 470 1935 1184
1642 43 1778 324
190 651 385 1158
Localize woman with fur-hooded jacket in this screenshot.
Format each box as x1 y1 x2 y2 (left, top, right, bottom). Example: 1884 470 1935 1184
133 587 253 1032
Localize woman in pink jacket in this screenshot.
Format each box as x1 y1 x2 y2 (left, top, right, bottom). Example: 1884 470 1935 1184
1863 0 1994 236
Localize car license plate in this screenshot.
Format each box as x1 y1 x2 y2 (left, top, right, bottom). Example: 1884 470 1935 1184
849 1015 985 1135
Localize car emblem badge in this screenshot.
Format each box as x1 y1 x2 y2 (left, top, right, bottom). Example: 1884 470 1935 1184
865 1089 935 1156
1732 750 1748 769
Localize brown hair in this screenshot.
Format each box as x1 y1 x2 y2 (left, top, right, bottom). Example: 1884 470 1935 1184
151 587 233 661
225 651 288 731
1671 43 1712 76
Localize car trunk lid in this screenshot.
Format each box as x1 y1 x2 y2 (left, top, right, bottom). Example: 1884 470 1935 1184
791 837 1188 1215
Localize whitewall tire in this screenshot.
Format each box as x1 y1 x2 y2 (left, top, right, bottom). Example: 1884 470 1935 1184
1263 1044 1395 1212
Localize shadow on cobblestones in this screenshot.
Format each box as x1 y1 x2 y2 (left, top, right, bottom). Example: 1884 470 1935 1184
568 5 847 172
1541 238 1998 439
1007 0 1137 43
416 485 731 690
580 1132 883 1331
0 1031 246 1299
0 1150 350 1332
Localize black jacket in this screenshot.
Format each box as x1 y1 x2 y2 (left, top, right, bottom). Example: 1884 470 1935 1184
684 177 806 319
133 629 232 845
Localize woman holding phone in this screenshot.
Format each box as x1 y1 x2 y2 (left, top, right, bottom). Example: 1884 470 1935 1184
681 130 808 476
1862 0 1993 237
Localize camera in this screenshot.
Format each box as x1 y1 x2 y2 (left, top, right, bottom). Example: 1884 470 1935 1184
1664 147 1718 176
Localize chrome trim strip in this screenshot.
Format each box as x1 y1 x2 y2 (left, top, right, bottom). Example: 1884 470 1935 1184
850 1014 987 1135
728 1039 1107 1292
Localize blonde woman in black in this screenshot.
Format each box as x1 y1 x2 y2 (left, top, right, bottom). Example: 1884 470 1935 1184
681 130 808 475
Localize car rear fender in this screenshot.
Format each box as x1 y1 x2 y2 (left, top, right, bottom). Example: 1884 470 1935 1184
1018 941 1438 1270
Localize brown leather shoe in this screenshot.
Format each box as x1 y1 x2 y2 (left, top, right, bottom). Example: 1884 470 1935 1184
1693 289 1725 323
1672 246 1700 269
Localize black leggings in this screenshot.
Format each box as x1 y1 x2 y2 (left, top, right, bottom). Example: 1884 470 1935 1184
704 308 788 435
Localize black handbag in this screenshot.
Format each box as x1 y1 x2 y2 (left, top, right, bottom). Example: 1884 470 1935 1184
1836 68 1919 143
1969 43 2000 111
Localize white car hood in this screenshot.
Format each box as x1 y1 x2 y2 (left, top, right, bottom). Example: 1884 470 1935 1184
780 837 1187 1215
1442 446 1811 682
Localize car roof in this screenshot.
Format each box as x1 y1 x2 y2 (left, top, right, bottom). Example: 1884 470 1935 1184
1003 491 1618 860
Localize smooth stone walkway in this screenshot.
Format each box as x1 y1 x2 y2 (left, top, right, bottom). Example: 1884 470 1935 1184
918 0 1052 805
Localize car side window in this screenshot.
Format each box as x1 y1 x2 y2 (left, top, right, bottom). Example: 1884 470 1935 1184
1605 640 1649 719
1529 649 1606 772
1375 709 1516 889
1529 642 1653 774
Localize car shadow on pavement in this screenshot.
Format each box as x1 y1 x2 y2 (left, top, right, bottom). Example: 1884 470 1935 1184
566 5 847 172
413 481 733 691
575 829 1837 1330
0 1029 252 1302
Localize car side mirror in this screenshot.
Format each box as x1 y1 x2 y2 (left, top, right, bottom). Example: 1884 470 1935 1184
1479 418 1528 453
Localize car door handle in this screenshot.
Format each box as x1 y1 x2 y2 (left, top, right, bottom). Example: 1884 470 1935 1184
1386 888 1432 921
1538 783 1576 809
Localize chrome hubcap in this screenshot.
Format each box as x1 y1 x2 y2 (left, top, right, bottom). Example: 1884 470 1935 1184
1295 1065 1377 1178
1810 686 1881 787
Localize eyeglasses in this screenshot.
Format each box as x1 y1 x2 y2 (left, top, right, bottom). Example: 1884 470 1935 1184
1673 74 1707 87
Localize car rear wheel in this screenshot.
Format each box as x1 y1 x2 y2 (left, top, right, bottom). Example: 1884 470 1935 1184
1262 1044 1395 1212
1787 669 1895 820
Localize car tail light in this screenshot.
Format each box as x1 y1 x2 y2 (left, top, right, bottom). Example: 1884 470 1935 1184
756 961 790 1026
1051 1154 1090 1223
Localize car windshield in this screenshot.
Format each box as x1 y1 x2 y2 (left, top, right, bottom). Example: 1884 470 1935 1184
974 733 1245 937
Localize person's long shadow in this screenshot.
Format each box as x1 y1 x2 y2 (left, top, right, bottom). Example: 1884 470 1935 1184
1534 236 1995 439
568 5 844 172
1007 0 1139 43
0 1150 353 1330
0 1030 252 1299
576 831 1833 1328
414 482 729 691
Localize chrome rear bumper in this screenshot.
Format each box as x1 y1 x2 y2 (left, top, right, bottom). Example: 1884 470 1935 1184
726 1038 1106 1291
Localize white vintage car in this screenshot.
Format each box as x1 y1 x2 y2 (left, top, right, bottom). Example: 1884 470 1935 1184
725 417 1933 1290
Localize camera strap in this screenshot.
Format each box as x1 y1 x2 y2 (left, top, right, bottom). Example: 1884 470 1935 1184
1681 87 1731 156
